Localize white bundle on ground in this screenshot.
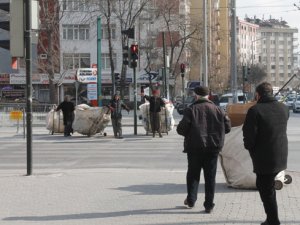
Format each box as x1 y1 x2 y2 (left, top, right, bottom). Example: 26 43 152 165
139 101 175 133
219 126 256 189
46 109 64 133
72 104 111 136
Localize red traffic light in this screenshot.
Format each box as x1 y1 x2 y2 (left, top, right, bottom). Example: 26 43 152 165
180 63 185 73
130 44 138 54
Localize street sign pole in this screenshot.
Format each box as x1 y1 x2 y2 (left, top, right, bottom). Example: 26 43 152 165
97 17 102 106
133 66 137 135
25 0 32 176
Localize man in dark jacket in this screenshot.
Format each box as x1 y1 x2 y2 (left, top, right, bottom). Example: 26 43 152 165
243 82 289 225
142 89 165 138
56 95 75 137
108 94 130 139
177 86 231 213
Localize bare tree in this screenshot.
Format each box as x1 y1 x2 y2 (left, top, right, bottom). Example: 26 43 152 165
248 65 267 86
37 0 62 104
113 0 151 97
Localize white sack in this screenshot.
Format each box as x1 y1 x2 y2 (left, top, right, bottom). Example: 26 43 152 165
139 101 175 133
219 126 256 189
46 109 64 133
72 106 111 136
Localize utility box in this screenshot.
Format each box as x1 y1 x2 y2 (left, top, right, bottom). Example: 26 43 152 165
10 0 24 57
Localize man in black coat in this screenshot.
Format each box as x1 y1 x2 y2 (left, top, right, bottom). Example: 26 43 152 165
56 95 75 137
141 89 165 138
243 82 289 225
108 94 130 139
177 86 231 213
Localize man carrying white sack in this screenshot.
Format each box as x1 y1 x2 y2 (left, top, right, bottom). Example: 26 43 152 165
243 82 289 225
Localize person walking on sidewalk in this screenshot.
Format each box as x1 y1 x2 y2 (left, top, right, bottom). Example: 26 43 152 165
177 86 231 213
243 82 289 225
108 93 130 139
56 95 75 137
141 89 165 138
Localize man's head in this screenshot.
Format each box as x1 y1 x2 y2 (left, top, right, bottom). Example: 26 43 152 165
64 95 70 102
255 82 273 100
194 86 209 99
113 94 120 101
152 89 160 97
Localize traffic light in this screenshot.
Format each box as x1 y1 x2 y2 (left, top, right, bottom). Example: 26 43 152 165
0 0 24 57
121 27 135 39
123 46 129 65
180 63 185 77
129 44 138 68
247 67 251 76
114 73 120 84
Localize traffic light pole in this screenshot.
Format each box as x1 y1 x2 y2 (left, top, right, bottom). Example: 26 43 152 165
97 17 102 106
133 67 137 135
25 0 32 176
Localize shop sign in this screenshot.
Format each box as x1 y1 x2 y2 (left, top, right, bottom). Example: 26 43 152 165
10 74 26 84
77 68 97 83
87 83 97 100
2 89 25 99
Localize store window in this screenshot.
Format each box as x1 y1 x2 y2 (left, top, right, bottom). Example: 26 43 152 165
63 53 91 70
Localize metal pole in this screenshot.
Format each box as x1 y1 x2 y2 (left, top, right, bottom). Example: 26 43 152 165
133 67 137 135
25 0 32 176
97 17 102 106
203 0 208 86
251 40 254 66
162 32 167 97
230 0 238 103
181 75 185 107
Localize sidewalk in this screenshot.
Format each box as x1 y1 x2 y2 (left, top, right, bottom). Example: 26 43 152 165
0 168 299 225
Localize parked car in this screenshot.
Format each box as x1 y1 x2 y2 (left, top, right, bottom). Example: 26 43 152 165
219 93 247 111
293 96 300 113
176 96 195 115
284 96 296 109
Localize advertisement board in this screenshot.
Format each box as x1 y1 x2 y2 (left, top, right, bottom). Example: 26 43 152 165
77 68 97 83
87 83 97 100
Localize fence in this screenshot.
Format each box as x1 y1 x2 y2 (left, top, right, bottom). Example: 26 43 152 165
0 103 55 127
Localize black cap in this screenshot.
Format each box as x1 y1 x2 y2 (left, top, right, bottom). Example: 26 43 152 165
194 86 209 96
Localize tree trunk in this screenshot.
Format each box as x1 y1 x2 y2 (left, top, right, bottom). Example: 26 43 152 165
47 30 58 104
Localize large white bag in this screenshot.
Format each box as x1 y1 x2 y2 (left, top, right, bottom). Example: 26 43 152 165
46 109 64 133
139 101 175 133
72 104 111 136
219 126 256 189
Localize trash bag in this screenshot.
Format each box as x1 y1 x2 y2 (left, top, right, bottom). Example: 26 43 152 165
72 104 111 136
46 109 64 133
139 100 175 133
219 126 256 189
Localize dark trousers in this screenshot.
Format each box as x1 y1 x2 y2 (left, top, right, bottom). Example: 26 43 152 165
64 120 73 136
150 112 161 134
256 173 280 225
112 118 122 137
186 152 218 209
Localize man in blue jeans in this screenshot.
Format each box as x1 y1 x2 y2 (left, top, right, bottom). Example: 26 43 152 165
177 86 231 213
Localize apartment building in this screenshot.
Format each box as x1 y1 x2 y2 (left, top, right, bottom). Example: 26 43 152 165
246 18 298 88
238 19 259 65
190 0 231 93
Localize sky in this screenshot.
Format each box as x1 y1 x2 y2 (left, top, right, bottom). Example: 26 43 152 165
237 0 300 34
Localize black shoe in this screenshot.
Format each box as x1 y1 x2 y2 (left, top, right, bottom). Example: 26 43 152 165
152 133 155 138
184 198 194 208
118 136 124 139
261 221 269 225
159 133 162 138
204 204 215 213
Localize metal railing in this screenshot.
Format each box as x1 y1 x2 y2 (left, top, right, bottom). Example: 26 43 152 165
0 103 55 127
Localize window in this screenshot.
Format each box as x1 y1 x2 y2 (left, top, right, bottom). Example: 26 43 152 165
279 57 284 62
279 41 284 45
271 40 276 45
271 73 276 77
63 24 90 40
271 65 276 69
62 0 88 11
270 48 275 53
271 57 276 62
288 65 292 69
101 53 117 70
279 65 284 69
101 24 117 40
279 73 284 77
63 53 90 70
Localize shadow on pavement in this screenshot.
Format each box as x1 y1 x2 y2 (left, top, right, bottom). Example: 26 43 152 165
114 182 255 195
